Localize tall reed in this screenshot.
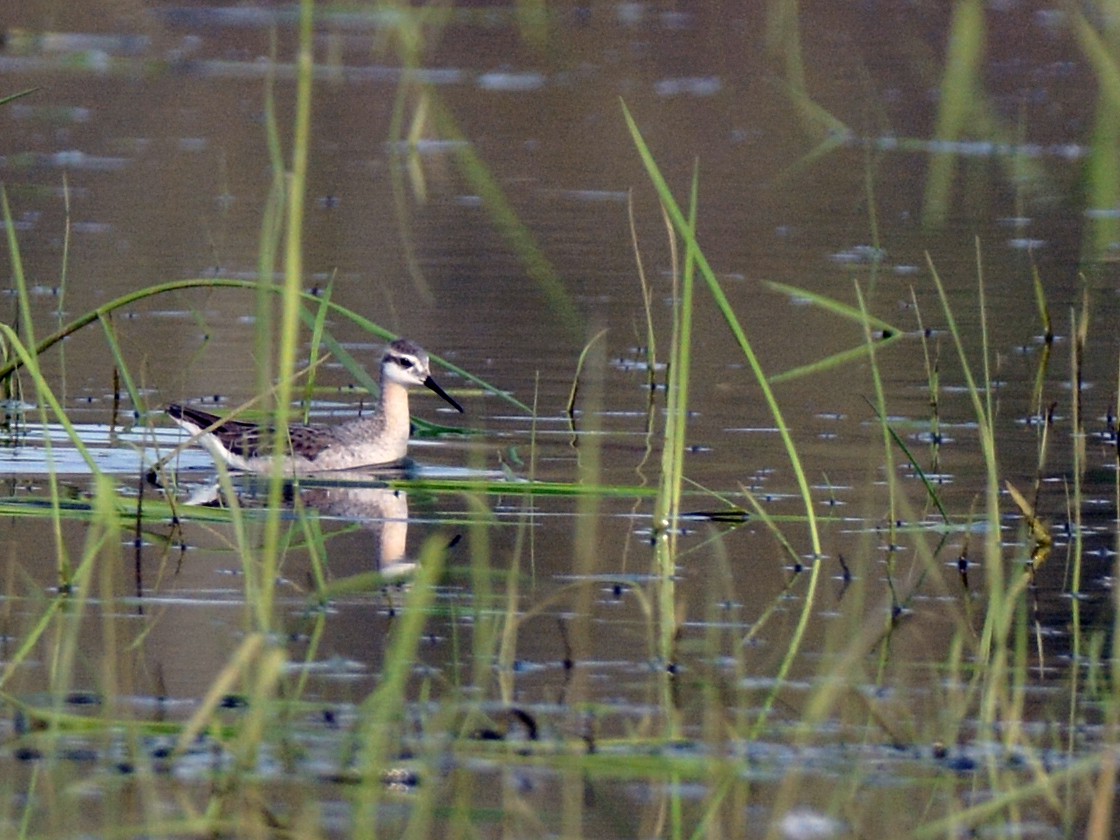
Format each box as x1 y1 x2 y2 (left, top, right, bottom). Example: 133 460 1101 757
622 102 828 736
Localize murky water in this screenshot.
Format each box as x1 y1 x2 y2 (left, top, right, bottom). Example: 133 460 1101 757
1 3 1119 838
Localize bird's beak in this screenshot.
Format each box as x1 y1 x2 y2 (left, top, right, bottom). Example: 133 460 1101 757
424 376 464 413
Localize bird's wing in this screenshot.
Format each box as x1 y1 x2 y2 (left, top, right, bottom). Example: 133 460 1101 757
169 404 335 462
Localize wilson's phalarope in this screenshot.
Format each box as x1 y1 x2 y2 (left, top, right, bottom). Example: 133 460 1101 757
166 338 463 474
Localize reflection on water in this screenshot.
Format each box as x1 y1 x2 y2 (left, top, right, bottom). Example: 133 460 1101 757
298 480 414 577
171 470 433 575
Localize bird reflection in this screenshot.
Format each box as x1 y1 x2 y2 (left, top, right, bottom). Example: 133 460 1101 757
163 471 417 578
298 482 413 577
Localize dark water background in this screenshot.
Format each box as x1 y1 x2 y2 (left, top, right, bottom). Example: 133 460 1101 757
1 3 1118 837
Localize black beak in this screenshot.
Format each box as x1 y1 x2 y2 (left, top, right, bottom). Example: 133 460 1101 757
424 375 464 413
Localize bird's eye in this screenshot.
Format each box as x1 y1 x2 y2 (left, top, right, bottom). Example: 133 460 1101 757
395 356 413 369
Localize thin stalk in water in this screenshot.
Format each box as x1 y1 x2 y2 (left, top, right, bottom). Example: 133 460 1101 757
2 187 75 586
652 165 698 738
258 0 316 632
622 101 825 735
926 249 1006 735
621 101 821 558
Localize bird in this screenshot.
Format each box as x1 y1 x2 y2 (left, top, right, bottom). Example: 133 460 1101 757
166 337 463 474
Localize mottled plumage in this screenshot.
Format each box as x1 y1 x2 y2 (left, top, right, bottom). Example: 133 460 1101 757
167 338 463 473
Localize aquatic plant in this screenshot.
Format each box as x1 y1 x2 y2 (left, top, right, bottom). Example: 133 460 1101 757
2 2 1120 838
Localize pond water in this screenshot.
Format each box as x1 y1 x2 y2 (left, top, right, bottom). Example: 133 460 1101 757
1 2 1119 838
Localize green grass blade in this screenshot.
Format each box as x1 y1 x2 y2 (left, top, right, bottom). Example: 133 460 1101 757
430 96 582 339
922 0 986 225
1072 9 1120 256
0 277 528 414
255 0 316 634
301 279 334 421
352 534 447 840
925 252 1003 668
763 280 901 334
621 100 821 557
768 337 903 384
862 396 951 523
97 313 147 422
0 88 40 106
622 100 826 737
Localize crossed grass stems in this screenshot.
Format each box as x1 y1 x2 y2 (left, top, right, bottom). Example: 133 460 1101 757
3 149 1117 837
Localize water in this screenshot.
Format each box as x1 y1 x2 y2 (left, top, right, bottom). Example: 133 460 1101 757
1 3 1118 837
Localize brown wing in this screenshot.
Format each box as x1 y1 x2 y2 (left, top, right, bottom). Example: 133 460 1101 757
214 422 336 461
169 404 334 462
285 423 337 461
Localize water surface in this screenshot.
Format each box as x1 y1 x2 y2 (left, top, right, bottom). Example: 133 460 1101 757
1 3 1118 838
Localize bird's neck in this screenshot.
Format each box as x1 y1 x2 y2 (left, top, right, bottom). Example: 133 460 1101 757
378 379 411 435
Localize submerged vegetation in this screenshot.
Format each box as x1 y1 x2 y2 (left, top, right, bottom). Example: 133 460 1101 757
1 2 1120 839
